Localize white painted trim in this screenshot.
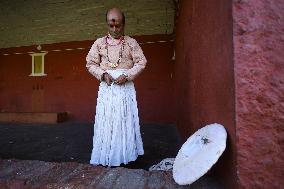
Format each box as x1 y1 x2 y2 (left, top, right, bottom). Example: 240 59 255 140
29 73 47 76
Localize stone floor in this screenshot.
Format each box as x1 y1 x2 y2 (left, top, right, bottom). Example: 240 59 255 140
0 122 182 169
0 122 226 188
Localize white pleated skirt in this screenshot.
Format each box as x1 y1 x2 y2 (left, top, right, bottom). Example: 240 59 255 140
90 69 144 166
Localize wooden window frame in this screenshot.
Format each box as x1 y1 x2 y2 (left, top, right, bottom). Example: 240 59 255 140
29 52 47 76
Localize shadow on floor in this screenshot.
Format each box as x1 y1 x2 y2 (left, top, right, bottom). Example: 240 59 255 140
0 122 182 170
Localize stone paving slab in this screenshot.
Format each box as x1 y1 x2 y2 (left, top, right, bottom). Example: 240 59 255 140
0 159 224 189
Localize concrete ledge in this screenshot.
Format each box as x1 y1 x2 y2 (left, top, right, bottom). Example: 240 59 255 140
0 112 68 123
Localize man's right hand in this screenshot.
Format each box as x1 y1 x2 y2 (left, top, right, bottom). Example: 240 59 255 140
103 73 113 86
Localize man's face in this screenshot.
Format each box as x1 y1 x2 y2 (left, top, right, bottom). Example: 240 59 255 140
107 11 124 39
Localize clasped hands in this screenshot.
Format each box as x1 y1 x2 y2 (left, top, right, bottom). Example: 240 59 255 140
103 73 127 86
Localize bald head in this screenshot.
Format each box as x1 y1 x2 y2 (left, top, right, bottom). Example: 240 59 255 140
106 8 125 39
106 7 125 25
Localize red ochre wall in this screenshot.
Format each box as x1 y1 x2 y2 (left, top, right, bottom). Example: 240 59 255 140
174 0 236 188
0 34 175 124
233 0 284 188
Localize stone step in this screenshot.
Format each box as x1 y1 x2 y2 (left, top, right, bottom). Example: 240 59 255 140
0 159 224 189
0 159 187 189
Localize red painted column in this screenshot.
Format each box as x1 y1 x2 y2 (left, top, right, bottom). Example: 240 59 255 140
174 0 236 188
233 0 284 188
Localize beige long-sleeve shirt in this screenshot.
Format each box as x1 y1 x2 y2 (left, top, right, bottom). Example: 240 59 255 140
86 35 147 81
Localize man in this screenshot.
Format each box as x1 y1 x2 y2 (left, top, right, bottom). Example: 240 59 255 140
86 7 146 167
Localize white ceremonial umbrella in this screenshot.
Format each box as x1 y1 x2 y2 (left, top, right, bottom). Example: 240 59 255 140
173 123 227 185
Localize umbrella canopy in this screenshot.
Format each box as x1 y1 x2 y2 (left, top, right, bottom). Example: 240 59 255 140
173 123 227 185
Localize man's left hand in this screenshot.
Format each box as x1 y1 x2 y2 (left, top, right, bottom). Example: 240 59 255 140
115 74 127 85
